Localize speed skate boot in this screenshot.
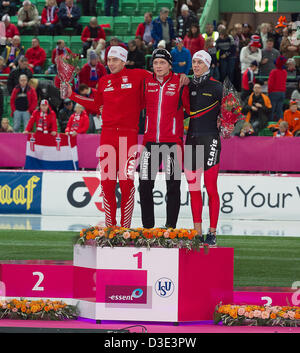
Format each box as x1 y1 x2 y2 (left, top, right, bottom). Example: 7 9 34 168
204 230 217 247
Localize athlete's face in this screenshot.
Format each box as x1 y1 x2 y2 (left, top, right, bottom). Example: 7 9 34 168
107 56 126 74
192 58 209 77
153 58 171 79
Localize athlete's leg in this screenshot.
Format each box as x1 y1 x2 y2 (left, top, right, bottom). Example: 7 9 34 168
117 132 139 228
139 142 158 228
99 130 118 226
184 167 203 234
164 143 182 229
203 163 220 232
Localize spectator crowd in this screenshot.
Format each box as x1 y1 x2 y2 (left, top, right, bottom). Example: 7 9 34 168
0 0 299 138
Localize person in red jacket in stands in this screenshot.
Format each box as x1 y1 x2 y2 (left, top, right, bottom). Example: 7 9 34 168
10 74 37 132
65 103 89 135
268 55 287 121
2 14 19 41
79 50 107 89
45 38 72 75
135 12 154 53
40 0 61 35
0 56 10 80
25 37 47 74
81 17 106 58
183 23 205 58
24 99 57 135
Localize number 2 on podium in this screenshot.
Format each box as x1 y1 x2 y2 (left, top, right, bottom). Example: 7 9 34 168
133 252 142 269
32 271 44 291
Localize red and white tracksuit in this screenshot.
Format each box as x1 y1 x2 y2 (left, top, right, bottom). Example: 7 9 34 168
70 67 151 227
139 71 190 228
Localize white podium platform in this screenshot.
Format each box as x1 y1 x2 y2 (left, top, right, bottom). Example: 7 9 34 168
73 245 234 323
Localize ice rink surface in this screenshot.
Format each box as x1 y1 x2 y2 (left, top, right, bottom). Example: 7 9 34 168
0 214 300 237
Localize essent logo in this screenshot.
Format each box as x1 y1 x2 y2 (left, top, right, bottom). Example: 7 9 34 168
108 288 144 301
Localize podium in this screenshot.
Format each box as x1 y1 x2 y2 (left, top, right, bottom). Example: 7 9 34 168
0 261 73 301
73 245 234 322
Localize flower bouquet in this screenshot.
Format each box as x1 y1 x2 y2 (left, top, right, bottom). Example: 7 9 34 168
56 53 80 99
0 298 79 321
220 77 245 138
214 303 300 327
76 226 205 251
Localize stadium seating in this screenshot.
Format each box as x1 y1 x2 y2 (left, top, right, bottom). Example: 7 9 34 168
120 0 138 16
137 0 156 15
113 16 131 36
79 16 93 27
38 36 54 57
130 16 145 35
97 16 114 33
70 36 83 54
53 36 71 48
37 0 45 13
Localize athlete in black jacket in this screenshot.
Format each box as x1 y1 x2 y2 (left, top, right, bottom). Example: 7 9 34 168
185 50 223 246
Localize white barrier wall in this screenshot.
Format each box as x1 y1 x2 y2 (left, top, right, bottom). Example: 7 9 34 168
41 172 300 221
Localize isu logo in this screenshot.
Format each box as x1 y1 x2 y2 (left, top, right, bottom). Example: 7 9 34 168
155 277 175 298
67 177 121 212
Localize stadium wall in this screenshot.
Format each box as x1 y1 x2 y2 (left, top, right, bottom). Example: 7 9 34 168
0 170 300 221
1 134 300 172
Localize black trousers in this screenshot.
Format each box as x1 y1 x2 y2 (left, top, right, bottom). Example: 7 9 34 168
139 142 182 229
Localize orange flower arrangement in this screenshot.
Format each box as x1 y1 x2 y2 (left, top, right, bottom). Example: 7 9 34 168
0 299 78 320
77 226 204 250
214 303 300 327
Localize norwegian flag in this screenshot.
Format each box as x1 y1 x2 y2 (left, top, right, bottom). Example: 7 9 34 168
25 133 78 170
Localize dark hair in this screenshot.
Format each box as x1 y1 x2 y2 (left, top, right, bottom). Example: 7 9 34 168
78 83 89 92
128 40 136 47
187 23 200 38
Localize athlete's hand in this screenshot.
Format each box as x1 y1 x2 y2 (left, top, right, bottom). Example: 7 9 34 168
179 73 190 89
65 82 72 98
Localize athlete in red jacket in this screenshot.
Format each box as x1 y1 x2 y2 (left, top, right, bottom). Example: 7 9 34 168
139 48 190 229
66 46 151 228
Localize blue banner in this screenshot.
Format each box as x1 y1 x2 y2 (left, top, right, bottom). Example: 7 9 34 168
0 172 42 214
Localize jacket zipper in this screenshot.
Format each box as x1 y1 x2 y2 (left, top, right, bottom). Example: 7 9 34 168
172 117 176 135
156 80 169 143
145 116 148 133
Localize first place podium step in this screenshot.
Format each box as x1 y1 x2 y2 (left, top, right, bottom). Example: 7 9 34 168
73 245 234 322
